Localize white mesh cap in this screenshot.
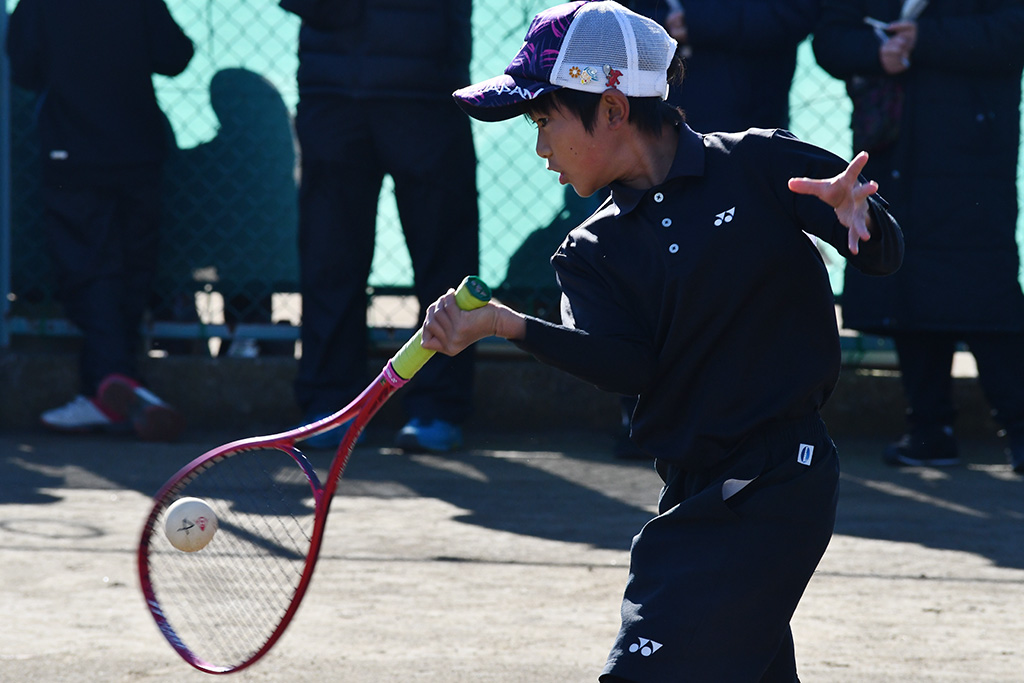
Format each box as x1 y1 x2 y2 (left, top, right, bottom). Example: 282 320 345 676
550 1 676 99
453 1 677 122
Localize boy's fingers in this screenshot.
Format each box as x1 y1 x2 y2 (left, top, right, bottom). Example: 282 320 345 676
787 177 826 196
848 220 871 253
846 151 870 178
848 231 861 255
856 179 879 200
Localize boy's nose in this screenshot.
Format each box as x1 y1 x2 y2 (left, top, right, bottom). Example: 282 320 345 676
535 136 550 159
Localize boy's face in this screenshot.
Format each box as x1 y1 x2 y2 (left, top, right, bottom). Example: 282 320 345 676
529 104 615 199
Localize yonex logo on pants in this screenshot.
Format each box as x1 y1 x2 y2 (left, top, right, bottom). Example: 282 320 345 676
797 443 814 466
629 637 663 657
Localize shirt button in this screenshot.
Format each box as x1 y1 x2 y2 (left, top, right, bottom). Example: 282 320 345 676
668 243 679 253
653 192 664 203
891 169 900 180
661 218 672 228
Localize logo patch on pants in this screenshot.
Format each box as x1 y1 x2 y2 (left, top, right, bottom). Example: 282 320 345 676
629 638 663 657
797 444 814 466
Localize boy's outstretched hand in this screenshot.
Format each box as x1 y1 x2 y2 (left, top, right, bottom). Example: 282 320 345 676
788 151 878 255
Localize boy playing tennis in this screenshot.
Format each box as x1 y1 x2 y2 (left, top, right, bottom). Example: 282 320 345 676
425 2 904 680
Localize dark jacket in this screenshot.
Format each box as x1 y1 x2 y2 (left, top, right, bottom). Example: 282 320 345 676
813 0 1024 333
516 126 903 470
629 0 819 132
5 0 194 177
282 0 472 100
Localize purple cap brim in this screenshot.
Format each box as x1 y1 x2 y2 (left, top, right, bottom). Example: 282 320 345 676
453 2 588 122
453 74 562 122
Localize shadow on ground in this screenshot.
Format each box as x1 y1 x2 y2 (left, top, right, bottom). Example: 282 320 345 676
832 435 1024 571
1 430 1020 568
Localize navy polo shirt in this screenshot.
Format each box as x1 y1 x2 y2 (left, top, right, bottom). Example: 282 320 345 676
515 125 903 470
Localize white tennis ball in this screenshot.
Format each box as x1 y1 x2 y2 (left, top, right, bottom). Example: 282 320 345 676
164 497 218 552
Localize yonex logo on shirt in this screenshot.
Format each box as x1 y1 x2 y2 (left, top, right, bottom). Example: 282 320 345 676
714 207 735 226
797 444 814 466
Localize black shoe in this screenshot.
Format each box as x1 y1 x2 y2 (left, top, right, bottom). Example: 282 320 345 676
613 433 651 460
883 426 960 467
1006 429 1024 475
1011 451 1024 476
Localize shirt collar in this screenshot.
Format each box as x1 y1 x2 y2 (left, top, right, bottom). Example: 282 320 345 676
607 123 706 215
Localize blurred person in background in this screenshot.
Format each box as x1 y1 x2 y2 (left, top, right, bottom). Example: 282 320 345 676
628 0 819 132
280 0 480 452
6 0 194 441
813 0 1024 473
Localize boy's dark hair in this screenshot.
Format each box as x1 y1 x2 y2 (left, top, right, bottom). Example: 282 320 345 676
525 55 685 136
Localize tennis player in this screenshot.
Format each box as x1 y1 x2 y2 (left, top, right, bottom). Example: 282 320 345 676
425 1 904 681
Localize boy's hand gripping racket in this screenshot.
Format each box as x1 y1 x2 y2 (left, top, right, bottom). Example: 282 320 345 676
137 276 491 674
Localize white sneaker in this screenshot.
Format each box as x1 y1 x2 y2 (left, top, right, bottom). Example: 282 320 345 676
40 396 118 432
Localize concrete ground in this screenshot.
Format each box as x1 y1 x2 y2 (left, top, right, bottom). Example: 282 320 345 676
1 423 1022 682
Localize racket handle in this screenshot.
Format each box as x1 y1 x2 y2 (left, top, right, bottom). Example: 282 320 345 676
389 276 492 381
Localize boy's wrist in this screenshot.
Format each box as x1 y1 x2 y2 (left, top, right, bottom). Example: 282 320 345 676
493 304 527 341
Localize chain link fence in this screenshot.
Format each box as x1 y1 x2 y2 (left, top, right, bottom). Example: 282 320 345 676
3 0 1023 357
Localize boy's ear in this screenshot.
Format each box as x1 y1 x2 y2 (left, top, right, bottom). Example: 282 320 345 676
601 88 630 129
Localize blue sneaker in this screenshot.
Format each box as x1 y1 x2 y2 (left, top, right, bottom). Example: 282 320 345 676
395 418 463 453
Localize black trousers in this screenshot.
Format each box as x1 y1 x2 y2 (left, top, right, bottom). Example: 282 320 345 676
601 414 838 683
293 96 480 421
893 330 1024 432
42 167 163 396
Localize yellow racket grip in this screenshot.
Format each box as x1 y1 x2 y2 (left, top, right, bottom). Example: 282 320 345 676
388 276 492 381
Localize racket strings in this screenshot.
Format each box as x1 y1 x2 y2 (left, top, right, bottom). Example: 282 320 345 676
145 447 319 669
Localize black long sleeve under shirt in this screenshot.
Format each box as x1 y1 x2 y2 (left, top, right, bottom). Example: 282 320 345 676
514 125 904 470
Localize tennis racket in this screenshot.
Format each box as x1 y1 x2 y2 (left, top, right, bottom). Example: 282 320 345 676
137 276 491 674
